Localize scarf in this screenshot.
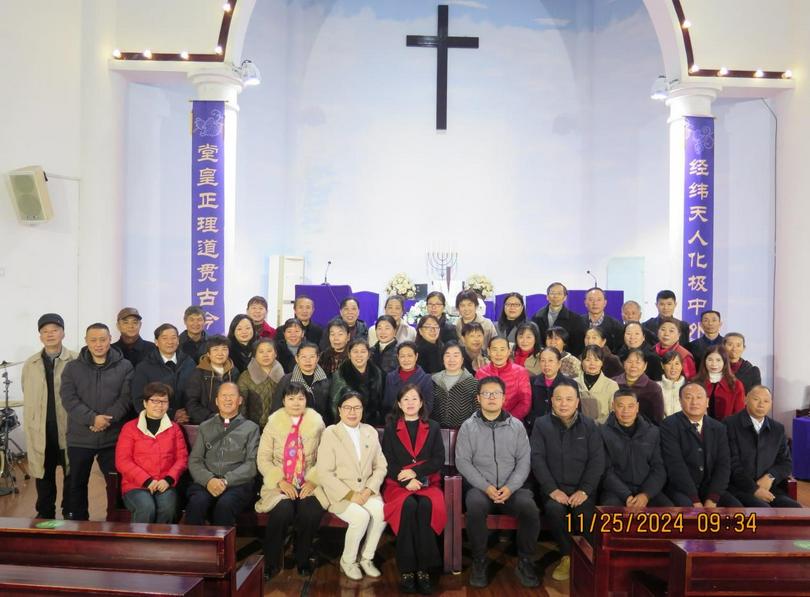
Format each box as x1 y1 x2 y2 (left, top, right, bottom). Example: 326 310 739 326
513 348 533 367
282 416 306 488
399 368 416 383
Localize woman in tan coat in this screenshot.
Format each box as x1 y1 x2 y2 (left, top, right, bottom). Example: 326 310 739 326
256 382 326 578
316 391 387 581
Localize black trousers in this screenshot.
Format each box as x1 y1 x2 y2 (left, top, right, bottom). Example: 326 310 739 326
599 491 674 507
667 490 742 507
66 445 116 521
35 431 71 519
735 489 802 508
542 496 597 556
263 496 324 569
465 487 540 560
395 495 441 573
185 482 254 526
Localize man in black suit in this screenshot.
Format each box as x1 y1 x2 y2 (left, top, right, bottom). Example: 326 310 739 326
581 287 623 353
642 290 690 347
688 310 724 365
531 282 586 357
724 386 801 507
660 382 741 507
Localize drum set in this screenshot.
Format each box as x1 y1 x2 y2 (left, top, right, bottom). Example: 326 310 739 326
0 360 29 496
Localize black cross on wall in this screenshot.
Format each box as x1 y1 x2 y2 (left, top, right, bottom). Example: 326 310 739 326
406 5 479 130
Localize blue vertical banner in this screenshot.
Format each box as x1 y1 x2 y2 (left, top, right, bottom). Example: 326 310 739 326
682 116 714 342
191 101 225 334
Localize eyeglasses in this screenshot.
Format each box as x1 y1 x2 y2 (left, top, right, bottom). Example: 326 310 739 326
147 398 169 406
504 302 523 308
421 325 440 331
426 301 444 307
479 391 504 399
341 405 363 413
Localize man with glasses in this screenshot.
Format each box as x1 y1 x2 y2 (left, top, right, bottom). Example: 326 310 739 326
186 382 260 525
455 376 540 588
531 282 586 356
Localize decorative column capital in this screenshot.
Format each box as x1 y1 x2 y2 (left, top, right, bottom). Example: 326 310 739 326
666 84 720 120
188 67 244 108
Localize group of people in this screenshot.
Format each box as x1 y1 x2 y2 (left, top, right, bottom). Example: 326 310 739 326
20 284 799 591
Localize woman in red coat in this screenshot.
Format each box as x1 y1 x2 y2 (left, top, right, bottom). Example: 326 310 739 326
475 336 531 421
115 382 189 523
692 345 745 421
382 385 447 594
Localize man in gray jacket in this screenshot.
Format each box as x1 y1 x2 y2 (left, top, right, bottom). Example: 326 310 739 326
455 376 540 589
186 382 259 525
61 323 133 520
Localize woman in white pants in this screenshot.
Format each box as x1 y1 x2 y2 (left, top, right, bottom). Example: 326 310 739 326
316 391 388 580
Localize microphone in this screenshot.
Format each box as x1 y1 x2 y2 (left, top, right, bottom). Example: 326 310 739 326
321 260 332 286
586 270 598 288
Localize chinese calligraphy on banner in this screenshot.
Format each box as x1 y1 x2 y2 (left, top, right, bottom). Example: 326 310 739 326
682 116 714 342
191 101 225 334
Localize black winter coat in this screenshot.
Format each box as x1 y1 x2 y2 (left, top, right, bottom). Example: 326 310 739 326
724 409 793 497
131 350 196 418
302 321 324 346
615 344 663 382
600 413 666 501
178 330 207 364
371 340 399 374
112 336 156 368
330 359 385 425
184 356 240 424
531 305 586 357
270 366 332 424
530 412 605 497
60 347 134 449
416 338 443 375
660 412 731 503
734 359 762 394
529 373 572 428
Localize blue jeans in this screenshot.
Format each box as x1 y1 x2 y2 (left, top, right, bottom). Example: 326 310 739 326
123 488 178 523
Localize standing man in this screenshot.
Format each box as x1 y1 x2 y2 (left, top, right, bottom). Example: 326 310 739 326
186 382 260 526
642 290 690 347
660 382 741 507
581 287 624 353
22 314 78 519
294 295 323 346
531 282 586 357
689 310 724 365
247 295 276 339
455 376 540 588
621 301 641 324
132 323 195 423
112 308 155 368
179 306 208 363
61 323 134 520
724 386 801 508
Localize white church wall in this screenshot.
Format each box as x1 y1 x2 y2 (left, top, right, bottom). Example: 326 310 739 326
0 0 84 373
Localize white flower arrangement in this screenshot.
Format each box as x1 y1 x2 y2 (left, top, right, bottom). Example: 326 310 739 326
405 300 427 325
384 272 417 299
466 274 494 299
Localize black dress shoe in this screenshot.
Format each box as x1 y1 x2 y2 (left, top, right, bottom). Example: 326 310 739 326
515 557 540 588
416 571 433 595
399 572 417 593
469 557 489 588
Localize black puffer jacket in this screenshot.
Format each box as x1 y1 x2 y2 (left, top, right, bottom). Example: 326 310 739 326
184 356 240 424
599 413 666 501
60 346 134 448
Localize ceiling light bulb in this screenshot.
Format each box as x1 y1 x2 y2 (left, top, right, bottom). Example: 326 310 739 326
754 69 764 78
143 49 152 59
718 67 728 76
180 50 190 60
223 2 232 11
112 48 122 59
215 45 223 55
783 70 793 79
682 19 691 29
689 64 700 74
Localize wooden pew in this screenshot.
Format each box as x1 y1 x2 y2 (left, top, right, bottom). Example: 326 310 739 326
0 517 263 597
570 506 810 597
0 563 205 596
668 539 810 596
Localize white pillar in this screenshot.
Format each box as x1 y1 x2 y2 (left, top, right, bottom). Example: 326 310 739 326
188 68 244 324
665 85 719 326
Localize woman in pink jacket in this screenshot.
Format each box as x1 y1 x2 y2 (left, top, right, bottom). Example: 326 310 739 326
115 382 189 523
475 336 531 421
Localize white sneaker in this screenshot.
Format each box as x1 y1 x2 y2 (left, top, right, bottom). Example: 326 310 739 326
359 558 381 578
340 559 363 580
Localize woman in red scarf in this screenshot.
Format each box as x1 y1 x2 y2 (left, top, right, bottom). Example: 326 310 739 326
382 385 447 594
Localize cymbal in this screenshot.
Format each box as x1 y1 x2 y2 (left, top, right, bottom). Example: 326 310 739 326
0 361 22 369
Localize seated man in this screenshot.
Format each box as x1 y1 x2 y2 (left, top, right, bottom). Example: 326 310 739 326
725 385 801 507
531 377 605 582
455 376 540 589
599 389 672 507
660 382 742 507
186 382 260 526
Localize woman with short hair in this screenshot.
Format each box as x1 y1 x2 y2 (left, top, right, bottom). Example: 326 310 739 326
425 291 458 343
383 342 435 415
275 318 306 373
317 392 388 580
612 349 665 425
575 345 620 423
330 338 385 425
115 382 188 523
583 327 623 378
370 315 399 373
237 338 285 429
415 315 444 374
454 289 497 347
617 322 663 382
320 320 351 377
544 326 582 379
431 342 479 428
368 295 417 345
257 382 326 578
